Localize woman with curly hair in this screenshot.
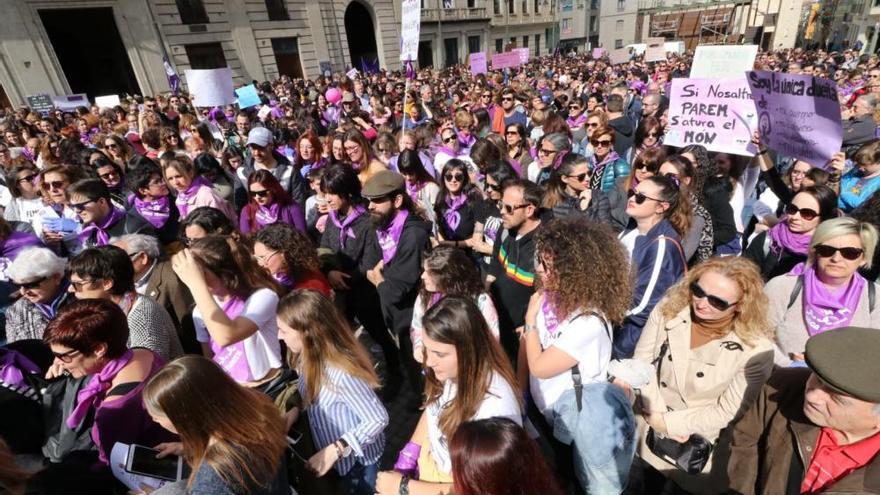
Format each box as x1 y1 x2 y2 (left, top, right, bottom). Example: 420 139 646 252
410 246 499 363
626 257 774 493
253 223 331 297
521 217 637 494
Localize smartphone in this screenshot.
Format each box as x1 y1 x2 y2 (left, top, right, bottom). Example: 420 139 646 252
125 444 186 482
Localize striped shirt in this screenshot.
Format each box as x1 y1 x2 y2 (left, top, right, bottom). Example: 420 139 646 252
300 366 388 475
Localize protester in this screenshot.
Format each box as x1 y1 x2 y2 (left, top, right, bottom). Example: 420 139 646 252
3 164 43 224
608 146 665 232
433 159 482 249
657 155 714 264
33 164 84 256
470 161 518 272
839 139 880 212
588 126 631 193
127 159 180 245
179 206 239 245
5 247 71 342
68 178 155 249
163 155 236 222
240 169 306 234
529 132 571 185
398 148 439 224
543 152 612 224
253 223 331 296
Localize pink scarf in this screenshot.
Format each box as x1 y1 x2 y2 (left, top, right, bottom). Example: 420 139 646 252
790 263 867 335
66 349 134 428
79 207 125 246
329 205 366 249
133 196 171 228
255 203 280 227
174 176 210 217
377 210 409 264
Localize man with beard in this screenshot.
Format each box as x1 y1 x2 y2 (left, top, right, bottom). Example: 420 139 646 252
363 170 432 396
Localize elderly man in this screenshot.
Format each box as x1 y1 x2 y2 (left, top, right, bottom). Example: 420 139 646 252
112 234 198 354
843 94 878 150
728 326 880 494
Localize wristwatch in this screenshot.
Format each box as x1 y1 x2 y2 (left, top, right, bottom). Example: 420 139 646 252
335 438 352 458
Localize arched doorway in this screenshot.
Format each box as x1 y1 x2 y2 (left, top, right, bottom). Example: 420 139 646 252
344 1 378 70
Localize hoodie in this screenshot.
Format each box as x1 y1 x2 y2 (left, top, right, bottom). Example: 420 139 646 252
608 116 635 158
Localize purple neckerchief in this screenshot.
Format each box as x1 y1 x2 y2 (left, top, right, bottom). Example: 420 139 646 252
21 148 35 163
790 263 867 335
174 176 210 217
406 180 425 202
0 348 40 395
428 291 444 308
79 207 125 246
255 203 280 227
456 132 476 149
443 194 468 235
351 160 365 171
542 292 561 337
210 296 252 382
273 271 294 290
436 145 458 159
566 113 587 129
34 280 69 319
329 205 366 249
768 217 812 256
377 209 409 264
66 349 134 428
133 196 171 229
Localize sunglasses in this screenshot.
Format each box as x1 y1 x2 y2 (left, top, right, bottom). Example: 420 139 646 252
250 189 270 198
627 189 663 205
587 122 600 128
502 97 514 102
690 281 737 311
591 139 612 147
442 135 457 143
484 182 500 192
569 105 581 110
98 171 118 181
501 203 529 214
44 180 66 190
105 143 120 149
814 244 864 260
17 174 36 184
565 172 590 182
482 94 492 98
444 173 465 182
69 200 96 212
16 276 46 291
784 204 819 221
635 163 659 173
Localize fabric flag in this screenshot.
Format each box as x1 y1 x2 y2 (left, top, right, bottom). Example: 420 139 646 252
163 54 180 95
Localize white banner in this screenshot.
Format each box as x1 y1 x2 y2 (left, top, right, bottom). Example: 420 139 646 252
185 68 234 107
400 0 421 62
690 45 758 79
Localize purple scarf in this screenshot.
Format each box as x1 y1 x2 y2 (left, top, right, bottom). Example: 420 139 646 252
329 206 366 249
457 132 476 149
377 210 409 264
768 218 812 256
2 231 42 260
210 296 253 382
443 194 468 236
79 207 125 246
429 292 444 308
273 271 294 289
542 293 561 337
34 281 68 319
0 349 40 398
406 181 425 202
791 263 867 335
437 145 458 159
133 196 171 229
566 113 587 129
175 176 210 217
255 203 280 227
66 349 134 428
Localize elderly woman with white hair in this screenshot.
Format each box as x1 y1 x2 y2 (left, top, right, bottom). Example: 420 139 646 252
766 217 880 366
5 247 72 342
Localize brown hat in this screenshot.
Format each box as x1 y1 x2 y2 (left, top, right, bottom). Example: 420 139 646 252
805 326 880 403
362 170 405 199
342 91 356 103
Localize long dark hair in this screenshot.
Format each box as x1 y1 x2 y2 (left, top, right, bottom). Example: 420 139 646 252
434 158 480 220
398 149 435 185
643 175 692 238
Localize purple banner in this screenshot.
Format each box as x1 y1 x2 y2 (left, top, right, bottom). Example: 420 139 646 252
491 52 520 69
512 47 530 64
746 70 843 167
592 47 606 59
469 52 487 75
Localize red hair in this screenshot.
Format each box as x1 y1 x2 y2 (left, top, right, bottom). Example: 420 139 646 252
44 299 129 359
244 169 290 230
295 131 323 166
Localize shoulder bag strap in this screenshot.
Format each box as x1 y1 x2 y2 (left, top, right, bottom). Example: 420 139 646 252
786 275 805 311
568 310 609 413
870 282 876 313
656 235 688 274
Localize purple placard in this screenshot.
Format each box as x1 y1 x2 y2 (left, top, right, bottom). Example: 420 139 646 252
592 47 605 59
469 52 487 75
512 47 530 64
665 78 758 156
745 70 843 167
491 52 520 69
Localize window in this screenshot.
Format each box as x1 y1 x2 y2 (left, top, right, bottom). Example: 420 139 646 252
561 18 571 34
616 19 623 31
468 0 476 6
176 0 208 24
614 39 623 49
468 35 481 53
535 0 540 12
265 0 289 20
522 0 528 14
508 0 515 14
535 34 540 53
444 38 459 67
496 38 503 52
591 0 599 8
494 0 501 14
616 0 625 11
523 36 528 47
185 42 226 69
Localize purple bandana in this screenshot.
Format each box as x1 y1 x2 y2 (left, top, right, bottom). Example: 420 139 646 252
67 349 134 428
377 210 409 264
210 297 253 382
0 349 40 399
175 176 211 217
406 181 425 202
768 218 812 256
542 293 561 337
443 194 467 236
273 271 294 289
329 205 366 249
255 203 280 227
457 132 476 149
133 196 171 229
79 207 125 246
790 263 867 335
566 113 587 129
429 291 444 308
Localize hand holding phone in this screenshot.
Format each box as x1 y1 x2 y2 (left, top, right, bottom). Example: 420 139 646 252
125 444 186 482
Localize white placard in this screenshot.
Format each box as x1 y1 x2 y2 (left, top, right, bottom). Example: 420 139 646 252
400 0 421 62
690 45 758 79
52 94 89 111
95 94 121 109
184 68 234 107
346 68 359 80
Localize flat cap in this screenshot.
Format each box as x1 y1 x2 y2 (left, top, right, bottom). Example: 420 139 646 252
805 327 880 403
362 170 405 199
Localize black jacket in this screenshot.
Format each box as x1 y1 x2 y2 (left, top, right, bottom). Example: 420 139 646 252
744 231 808 281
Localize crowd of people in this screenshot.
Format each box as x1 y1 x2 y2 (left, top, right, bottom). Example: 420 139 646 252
1 43 880 495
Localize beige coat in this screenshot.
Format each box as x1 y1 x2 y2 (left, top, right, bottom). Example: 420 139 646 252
632 305 775 493
765 272 880 366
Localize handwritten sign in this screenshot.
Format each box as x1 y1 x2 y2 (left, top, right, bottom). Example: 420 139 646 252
346 68 359 79
235 84 261 108
609 48 630 65
746 70 843 167
400 0 421 62
26 94 53 115
94 95 121 109
491 52 521 69
690 45 758 79
469 52 487 75
512 47 530 64
645 37 666 62
665 78 758 156
592 47 606 59
185 68 234 107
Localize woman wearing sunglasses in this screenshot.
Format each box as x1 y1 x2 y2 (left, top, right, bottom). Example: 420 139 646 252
627 257 774 493
102 134 132 169
588 126 631 193
33 165 84 256
608 147 666 232
624 116 663 165
745 185 838 280
543 153 612 225
658 155 716 265
240 170 306 235
470 161 518 275
767 217 880 367
91 156 129 208
505 123 533 173
433 159 482 250
398 149 440 224
528 133 572 186
3 163 43 224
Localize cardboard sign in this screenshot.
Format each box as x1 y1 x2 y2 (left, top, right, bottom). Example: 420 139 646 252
235 84 261 108
512 47 530 64
185 68 234 107
346 68 359 79
665 78 758 156
94 94 121 109
609 48 630 65
52 94 89 111
26 94 53 115
400 0 421 62
690 45 758 79
746 70 843 167
257 105 272 121
592 47 606 59
644 37 666 62
469 52 488 75
491 52 520 69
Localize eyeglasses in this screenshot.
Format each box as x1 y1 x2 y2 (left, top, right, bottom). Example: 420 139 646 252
591 139 612 147
148 178 165 187
16 277 46 291
481 94 492 98
646 132 660 138
250 189 271 198
502 97 514 102
254 251 280 265
635 163 659 173
343 145 360 153
105 143 120 149
790 169 808 178
814 244 864 260
569 105 581 110
627 189 664 205
377 148 392 154
565 172 590 182
44 180 66 190
17 174 36 184
70 278 97 291
69 200 96 212
501 203 529 214
52 348 82 363
505 131 519 136
690 281 737 311
784 203 819 221
442 135 457 143
538 148 557 156
444 173 465 182
98 171 118 181
587 122 600 128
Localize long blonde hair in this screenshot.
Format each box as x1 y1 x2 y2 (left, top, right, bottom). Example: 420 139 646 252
659 257 771 345
276 290 379 405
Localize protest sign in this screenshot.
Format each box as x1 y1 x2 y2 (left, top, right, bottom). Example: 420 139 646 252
491 52 520 69
745 70 843 167
94 95 121 109
52 94 89 111
400 0 421 62
690 45 758 79
26 94 53 115
185 68 234 107
512 47 530 64
235 84 261 108
644 37 666 62
346 68 359 79
591 47 606 59
469 52 487 75
609 48 630 65
664 78 758 156
257 105 272 121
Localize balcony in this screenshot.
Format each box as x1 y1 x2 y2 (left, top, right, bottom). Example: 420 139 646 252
422 7 490 21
